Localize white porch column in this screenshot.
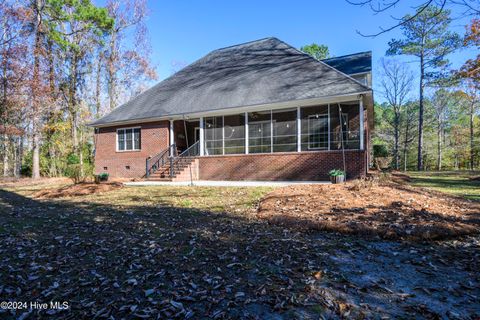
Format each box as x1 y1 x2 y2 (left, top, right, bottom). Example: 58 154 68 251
245 112 249 154
328 104 331 151
297 107 301 152
222 116 225 155
359 98 364 150
199 117 204 156
169 119 174 146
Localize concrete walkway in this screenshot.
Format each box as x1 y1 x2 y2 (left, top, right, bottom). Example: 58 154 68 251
124 180 330 187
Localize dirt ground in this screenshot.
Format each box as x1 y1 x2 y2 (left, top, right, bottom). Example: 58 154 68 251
0 179 479 319
258 179 480 240
33 182 123 199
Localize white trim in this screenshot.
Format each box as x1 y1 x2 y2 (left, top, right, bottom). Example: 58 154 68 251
327 104 331 151
359 98 364 150
90 93 371 128
245 112 249 154
270 110 273 154
222 116 225 155
116 126 141 152
348 71 370 77
169 120 174 146
199 117 204 156
296 107 301 152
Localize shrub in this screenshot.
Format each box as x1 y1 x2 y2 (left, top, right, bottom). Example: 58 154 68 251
373 144 389 158
65 164 84 184
65 162 94 184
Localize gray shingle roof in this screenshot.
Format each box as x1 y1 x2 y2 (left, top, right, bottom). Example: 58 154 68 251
91 37 371 126
322 51 372 75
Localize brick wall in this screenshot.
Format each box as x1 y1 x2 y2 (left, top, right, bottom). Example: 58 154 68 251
94 121 169 178
198 150 366 181
94 120 367 180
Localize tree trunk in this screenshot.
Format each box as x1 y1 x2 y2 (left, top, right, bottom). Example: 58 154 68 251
13 136 19 177
31 0 43 180
18 135 23 177
32 123 40 179
108 31 117 110
95 52 103 117
2 133 8 176
69 53 79 156
470 102 475 171
394 110 400 170
46 39 57 177
417 52 424 171
403 119 410 172
437 123 442 171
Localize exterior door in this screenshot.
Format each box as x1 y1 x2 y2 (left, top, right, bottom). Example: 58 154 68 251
194 127 200 142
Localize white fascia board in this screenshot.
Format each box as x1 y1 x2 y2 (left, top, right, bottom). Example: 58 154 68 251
91 91 372 128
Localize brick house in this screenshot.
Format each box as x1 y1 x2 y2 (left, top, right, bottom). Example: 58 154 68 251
90 37 374 181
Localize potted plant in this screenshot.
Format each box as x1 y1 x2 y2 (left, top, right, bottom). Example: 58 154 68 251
329 169 345 184
95 173 109 183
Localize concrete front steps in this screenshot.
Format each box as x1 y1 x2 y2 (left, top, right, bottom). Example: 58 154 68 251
147 157 199 182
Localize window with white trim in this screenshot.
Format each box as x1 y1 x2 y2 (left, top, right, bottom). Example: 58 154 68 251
117 128 141 151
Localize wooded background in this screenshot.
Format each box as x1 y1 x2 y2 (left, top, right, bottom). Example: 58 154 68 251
0 0 478 179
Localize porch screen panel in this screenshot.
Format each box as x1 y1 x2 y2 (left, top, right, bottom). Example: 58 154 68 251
330 102 360 150
248 111 271 153
300 105 329 151
224 114 245 154
272 108 297 152
204 117 223 155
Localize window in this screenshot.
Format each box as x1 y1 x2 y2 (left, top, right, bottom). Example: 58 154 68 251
308 114 328 149
117 128 141 151
248 111 271 153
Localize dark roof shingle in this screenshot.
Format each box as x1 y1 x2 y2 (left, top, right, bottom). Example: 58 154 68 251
91 37 370 126
321 51 372 75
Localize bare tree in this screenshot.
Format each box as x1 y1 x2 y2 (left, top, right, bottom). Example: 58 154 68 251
379 58 413 169
105 0 156 110
462 79 480 169
346 0 479 37
402 102 418 170
431 89 454 170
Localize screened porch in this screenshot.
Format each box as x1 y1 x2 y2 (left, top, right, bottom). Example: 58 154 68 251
170 100 364 156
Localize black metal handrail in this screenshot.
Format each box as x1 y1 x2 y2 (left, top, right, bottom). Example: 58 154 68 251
178 141 200 158
146 142 199 178
145 143 176 178
169 141 200 177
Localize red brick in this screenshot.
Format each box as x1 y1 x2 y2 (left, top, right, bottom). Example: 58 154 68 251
94 121 169 178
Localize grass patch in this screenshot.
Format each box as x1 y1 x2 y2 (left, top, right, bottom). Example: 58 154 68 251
407 171 480 201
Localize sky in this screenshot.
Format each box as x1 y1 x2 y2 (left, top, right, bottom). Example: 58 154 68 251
132 1 476 101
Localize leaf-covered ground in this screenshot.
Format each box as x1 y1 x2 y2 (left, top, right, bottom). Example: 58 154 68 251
0 180 479 319
258 179 480 240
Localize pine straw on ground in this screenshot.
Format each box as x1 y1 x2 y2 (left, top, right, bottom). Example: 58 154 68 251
34 182 123 199
257 179 480 241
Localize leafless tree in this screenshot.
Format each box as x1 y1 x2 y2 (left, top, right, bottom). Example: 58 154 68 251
379 58 414 169
346 0 479 36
